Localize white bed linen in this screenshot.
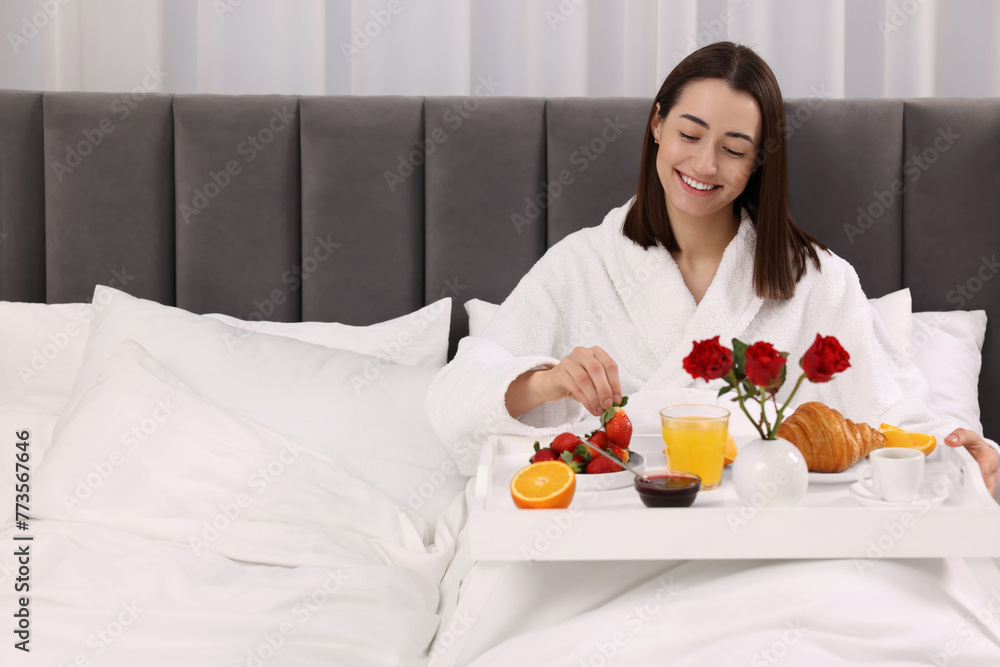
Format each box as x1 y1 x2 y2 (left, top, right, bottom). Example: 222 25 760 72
2 340 467 666
444 556 1000 666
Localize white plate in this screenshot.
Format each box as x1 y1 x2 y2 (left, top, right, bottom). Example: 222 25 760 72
848 480 949 508
807 462 861 484
575 452 646 491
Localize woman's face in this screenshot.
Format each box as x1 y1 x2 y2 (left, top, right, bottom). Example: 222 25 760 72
651 78 762 221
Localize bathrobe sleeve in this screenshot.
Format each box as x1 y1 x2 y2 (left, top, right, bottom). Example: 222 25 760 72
426 237 594 475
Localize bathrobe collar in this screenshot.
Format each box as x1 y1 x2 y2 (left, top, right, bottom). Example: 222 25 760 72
603 208 764 388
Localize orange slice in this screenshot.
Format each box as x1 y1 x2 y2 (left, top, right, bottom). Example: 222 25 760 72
510 461 576 509
878 423 936 456
724 433 738 466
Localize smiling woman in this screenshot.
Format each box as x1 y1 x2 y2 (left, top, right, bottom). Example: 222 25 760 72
427 41 1000 492
626 42 825 303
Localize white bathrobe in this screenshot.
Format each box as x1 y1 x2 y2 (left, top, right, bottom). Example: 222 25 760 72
428 200 973 476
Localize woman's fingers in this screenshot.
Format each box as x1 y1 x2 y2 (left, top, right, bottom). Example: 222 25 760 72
946 428 999 495
557 347 621 416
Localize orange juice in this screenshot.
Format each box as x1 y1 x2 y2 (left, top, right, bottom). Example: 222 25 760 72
660 407 730 490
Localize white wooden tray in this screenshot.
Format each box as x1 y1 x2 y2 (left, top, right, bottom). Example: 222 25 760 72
468 434 1000 561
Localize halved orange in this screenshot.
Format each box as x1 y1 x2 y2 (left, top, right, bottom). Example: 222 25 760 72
878 423 936 456
510 461 576 509
724 433 738 466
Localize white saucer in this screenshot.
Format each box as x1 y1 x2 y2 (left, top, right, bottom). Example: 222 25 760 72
575 452 646 491
848 481 949 508
808 462 860 484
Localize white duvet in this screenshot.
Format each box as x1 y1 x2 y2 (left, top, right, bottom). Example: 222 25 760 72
1 341 459 666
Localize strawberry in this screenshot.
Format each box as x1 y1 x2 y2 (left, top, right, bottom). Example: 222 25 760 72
608 444 630 463
585 456 622 474
586 429 610 449
601 396 632 448
559 446 591 474
529 441 559 464
551 432 584 454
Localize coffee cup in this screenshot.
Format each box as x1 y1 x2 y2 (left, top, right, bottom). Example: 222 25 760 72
857 447 925 502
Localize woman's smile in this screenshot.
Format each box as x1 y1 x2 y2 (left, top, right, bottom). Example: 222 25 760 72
676 169 721 195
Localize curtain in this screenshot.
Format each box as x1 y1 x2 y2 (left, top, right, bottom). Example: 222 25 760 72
1 0 998 99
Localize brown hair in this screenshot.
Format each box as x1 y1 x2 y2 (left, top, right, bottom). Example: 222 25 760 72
623 41 826 300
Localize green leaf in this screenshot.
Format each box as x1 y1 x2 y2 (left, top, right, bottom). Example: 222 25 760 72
533 441 541 453
560 451 574 464
717 385 733 397
618 395 629 408
731 338 748 380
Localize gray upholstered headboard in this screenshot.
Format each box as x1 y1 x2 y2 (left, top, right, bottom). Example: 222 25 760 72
0 91 997 435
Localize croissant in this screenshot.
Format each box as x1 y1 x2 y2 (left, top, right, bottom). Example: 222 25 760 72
775 402 886 473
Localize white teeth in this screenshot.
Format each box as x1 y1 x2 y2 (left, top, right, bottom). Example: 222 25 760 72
680 173 718 191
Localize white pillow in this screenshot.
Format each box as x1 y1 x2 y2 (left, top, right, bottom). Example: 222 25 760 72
35 341 428 556
465 298 501 338
868 288 913 356
0 298 451 415
467 289 915 354
0 302 93 414
205 297 451 367
64 286 467 526
910 310 988 433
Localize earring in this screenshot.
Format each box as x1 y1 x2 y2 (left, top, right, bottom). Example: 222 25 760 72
654 138 659 145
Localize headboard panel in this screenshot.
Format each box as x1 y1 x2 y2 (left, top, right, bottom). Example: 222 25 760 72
173 94 301 321
43 92 175 305
0 90 45 302
1 91 997 435
300 96 425 324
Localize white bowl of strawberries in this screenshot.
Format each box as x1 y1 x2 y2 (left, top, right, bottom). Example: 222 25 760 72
528 397 643 491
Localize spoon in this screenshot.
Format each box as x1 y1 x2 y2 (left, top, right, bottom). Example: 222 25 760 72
580 441 647 479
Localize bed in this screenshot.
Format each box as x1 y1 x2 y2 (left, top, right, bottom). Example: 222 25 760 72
0 90 998 666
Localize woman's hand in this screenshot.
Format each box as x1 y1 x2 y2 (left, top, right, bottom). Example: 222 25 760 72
946 428 999 495
505 346 623 419
537 346 623 416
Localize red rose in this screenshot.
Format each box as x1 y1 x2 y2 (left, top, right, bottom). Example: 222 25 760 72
683 336 733 381
744 341 786 388
801 334 851 382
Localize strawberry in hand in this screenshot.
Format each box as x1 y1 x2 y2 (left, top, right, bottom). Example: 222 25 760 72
601 396 632 449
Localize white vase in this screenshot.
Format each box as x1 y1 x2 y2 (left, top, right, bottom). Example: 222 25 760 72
731 436 809 507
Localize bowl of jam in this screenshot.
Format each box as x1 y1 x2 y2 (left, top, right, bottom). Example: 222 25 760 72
634 470 701 507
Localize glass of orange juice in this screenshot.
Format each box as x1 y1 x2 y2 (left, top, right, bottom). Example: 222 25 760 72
660 405 730 491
